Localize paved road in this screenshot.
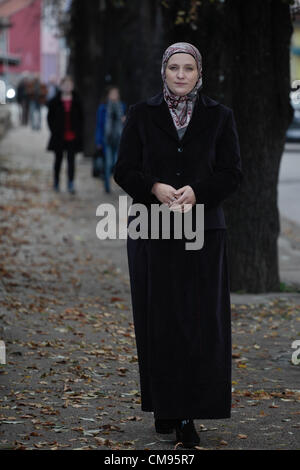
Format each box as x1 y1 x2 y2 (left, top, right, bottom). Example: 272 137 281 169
279 142 300 226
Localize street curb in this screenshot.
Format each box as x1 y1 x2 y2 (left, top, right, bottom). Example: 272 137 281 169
0 340 6 364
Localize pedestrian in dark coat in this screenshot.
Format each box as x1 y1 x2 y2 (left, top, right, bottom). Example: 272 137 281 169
113 42 243 448
28 74 44 131
17 75 30 126
47 76 84 194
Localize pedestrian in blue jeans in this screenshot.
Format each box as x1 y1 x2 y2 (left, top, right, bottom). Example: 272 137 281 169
95 86 126 193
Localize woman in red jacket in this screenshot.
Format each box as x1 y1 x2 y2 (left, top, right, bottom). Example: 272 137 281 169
47 76 84 194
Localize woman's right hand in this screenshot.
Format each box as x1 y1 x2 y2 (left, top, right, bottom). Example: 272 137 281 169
151 183 178 206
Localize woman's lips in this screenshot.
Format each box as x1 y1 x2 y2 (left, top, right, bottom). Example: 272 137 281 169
175 83 187 85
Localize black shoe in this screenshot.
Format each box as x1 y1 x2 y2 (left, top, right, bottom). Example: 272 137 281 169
155 418 177 434
175 419 200 448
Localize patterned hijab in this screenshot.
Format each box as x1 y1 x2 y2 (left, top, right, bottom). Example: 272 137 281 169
161 42 203 130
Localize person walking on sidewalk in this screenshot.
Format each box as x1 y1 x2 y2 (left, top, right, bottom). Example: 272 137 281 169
47 76 84 194
16 73 30 126
95 86 126 193
114 42 243 448
28 74 44 131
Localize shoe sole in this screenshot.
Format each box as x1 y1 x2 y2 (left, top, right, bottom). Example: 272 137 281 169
175 440 200 448
175 430 200 448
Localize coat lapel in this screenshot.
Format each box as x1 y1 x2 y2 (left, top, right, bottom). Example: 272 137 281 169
147 92 179 142
147 91 219 145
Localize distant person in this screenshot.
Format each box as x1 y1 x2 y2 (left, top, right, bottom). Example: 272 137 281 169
28 73 43 130
95 86 126 193
39 81 48 107
46 76 84 194
16 73 30 125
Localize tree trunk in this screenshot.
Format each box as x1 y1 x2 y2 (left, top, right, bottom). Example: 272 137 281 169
221 0 293 292
68 0 167 154
68 0 103 156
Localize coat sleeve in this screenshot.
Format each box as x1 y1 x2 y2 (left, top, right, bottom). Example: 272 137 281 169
189 108 243 209
95 105 104 147
47 99 55 133
113 104 160 204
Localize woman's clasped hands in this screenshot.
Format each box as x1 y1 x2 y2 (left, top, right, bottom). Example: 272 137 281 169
151 183 196 213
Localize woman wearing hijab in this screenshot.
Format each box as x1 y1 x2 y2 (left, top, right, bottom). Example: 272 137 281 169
114 43 243 448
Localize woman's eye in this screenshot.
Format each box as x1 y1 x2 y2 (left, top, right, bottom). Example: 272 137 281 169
169 66 194 71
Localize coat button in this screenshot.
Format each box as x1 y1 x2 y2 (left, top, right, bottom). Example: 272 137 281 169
177 147 183 152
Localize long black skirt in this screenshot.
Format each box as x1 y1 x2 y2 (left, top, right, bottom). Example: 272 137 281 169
126 217 232 420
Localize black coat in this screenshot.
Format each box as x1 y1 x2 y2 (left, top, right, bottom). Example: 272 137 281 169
114 90 243 231
113 90 243 420
46 90 84 153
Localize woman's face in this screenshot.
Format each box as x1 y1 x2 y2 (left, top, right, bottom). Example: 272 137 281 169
61 78 74 94
108 88 120 101
165 53 199 96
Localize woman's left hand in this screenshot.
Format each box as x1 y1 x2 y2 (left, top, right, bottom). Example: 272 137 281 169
170 185 196 209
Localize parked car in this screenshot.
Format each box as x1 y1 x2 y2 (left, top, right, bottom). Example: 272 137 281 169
286 94 300 143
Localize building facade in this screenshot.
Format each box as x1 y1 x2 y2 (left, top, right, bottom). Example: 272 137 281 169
0 0 68 85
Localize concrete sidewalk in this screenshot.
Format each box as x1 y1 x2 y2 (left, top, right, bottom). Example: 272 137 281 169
0 120 299 450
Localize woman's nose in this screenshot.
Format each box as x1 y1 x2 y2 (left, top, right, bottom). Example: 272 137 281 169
176 68 185 79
